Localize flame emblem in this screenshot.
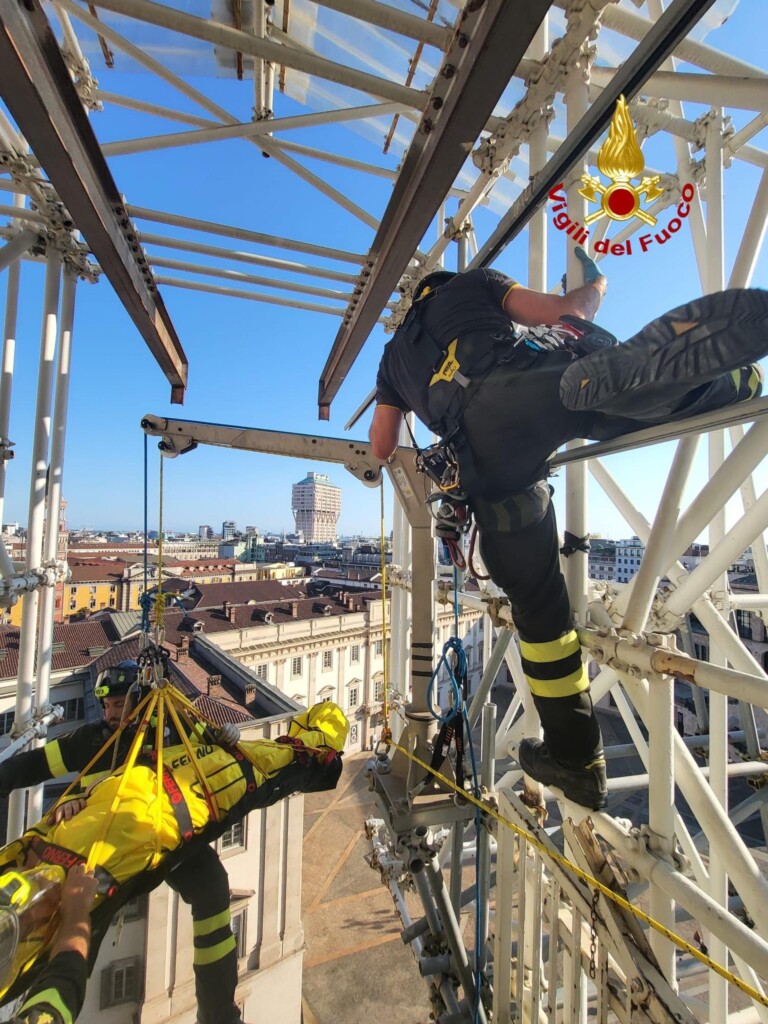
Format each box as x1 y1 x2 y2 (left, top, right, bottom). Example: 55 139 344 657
579 96 664 226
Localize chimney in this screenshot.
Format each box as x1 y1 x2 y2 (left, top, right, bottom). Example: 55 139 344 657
227 604 237 623
290 601 299 618
177 635 190 662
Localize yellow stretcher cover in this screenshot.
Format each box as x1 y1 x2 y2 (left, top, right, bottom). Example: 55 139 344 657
0 701 349 1000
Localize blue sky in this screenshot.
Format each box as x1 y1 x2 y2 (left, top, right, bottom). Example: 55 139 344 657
1 2 767 539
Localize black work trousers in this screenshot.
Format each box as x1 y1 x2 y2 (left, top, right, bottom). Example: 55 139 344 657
459 287 768 764
167 843 240 1024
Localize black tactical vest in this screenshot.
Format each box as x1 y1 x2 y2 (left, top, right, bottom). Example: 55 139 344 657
382 288 519 437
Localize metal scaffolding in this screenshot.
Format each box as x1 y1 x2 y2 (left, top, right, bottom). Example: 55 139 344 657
1 0 768 1021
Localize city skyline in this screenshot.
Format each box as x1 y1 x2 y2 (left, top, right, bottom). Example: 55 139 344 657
0 12 764 540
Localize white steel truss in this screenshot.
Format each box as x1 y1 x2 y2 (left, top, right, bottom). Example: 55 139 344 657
0 1 767 1022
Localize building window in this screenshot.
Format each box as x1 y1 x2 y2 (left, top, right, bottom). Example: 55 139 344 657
350 645 360 664
322 650 333 671
375 640 383 657
58 697 84 723
0 710 14 736
120 895 147 922
232 910 247 958
374 679 384 702
221 820 246 851
101 958 141 1009
349 724 358 745
291 656 302 677
349 686 359 708
736 609 753 640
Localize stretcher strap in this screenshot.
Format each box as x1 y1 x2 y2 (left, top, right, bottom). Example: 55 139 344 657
136 753 195 842
28 837 118 897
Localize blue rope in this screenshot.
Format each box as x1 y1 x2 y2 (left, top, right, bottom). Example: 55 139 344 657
141 434 150 635
426 569 484 1022
426 635 464 724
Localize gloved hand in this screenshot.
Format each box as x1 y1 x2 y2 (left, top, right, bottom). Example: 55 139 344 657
574 245 604 286
561 246 606 292
214 722 240 747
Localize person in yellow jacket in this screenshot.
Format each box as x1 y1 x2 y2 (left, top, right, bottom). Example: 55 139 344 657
0 700 349 1006
8 864 98 1024
0 658 246 1024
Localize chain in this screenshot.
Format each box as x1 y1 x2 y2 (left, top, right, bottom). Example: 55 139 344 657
589 887 600 980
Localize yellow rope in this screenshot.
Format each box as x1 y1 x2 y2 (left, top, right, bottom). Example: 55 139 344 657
151 691 166 868
164 694 223 823
86 692 157 872
379 477 390 738
390 740 768 1008
51 691 155 808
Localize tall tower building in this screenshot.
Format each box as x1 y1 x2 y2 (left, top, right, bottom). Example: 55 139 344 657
291 472 341 544
222 520 237 541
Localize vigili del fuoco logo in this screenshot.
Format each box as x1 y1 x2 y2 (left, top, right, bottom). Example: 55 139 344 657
548 95 694 256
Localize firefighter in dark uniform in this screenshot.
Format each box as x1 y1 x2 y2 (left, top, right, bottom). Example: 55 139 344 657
370 248 768 810
0 660 243 1024
10 864 98 1024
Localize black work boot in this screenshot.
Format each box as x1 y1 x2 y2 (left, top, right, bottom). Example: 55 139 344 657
519 739 607 810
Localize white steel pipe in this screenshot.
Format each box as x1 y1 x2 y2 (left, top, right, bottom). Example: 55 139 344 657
594 813 768 978
8 252 61 841
622 436 698 631
147 256 352 301
253 0 266 118
729 167 768 290
0 206 45 226
97 102 409 157
129 205 364 264
467 627 511 727
730 594 768 610
0 230 38 274
85 0 424 108
0 706 62 765
622 672 768 944
666 488 768 618
590 66 768 111
727 114 768 159
269 139 474 202
603 762 768 788
59 0 390 237
578 629 768 709
140 231 358 284
0 196 25 532
153 275 349 316
638 444 689 976
593 2 766 79
603 676 710 887
705 105 728 1020
97 90 214 128
256 139 380 229
313 0 449 49
28 269 77 822
672 418 768 559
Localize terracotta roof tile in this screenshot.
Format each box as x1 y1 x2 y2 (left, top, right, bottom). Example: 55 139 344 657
67 559 131 583
0 619 121 680
191 580 307 609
